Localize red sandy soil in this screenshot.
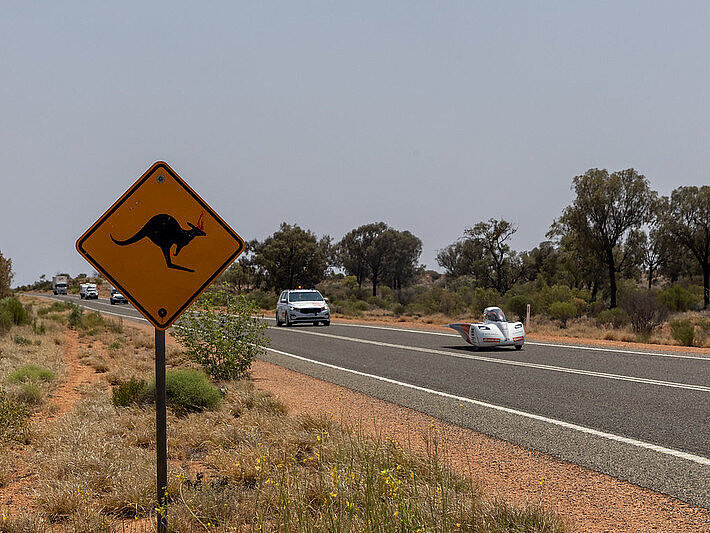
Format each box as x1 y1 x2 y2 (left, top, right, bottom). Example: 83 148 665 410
0 329 104 515
250 359 710 533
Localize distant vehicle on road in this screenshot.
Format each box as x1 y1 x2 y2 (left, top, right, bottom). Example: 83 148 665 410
52 275 68 295
79 283 98 300
109 288 128 305
276 289 330 327
447 307 525 350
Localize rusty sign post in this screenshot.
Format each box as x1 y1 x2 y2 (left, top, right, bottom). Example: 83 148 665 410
76 161 245 532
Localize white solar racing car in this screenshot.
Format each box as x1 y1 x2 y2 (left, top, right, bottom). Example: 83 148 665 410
446 307 525 350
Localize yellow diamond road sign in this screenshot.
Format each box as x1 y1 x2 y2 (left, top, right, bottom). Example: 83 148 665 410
76 161 244 329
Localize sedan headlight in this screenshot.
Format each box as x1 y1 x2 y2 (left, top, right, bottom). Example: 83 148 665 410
289 305 296 311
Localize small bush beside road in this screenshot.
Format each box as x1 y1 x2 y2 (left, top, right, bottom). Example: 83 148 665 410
173 290 269 380
7 364 55 383
670 319 695 346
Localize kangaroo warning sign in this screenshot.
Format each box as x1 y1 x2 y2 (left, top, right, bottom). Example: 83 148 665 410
76 161 245 329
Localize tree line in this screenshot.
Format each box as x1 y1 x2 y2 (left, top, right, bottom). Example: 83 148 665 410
224 169 709 311
437 170 709 310
222 222 423 298
13 168 709 312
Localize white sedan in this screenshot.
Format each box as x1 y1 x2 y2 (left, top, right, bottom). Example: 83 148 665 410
446 307 525 350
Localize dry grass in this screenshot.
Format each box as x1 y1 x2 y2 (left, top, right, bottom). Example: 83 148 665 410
0 297 567 532
529 313 710 347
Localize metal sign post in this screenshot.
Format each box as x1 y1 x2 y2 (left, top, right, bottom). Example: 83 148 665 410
155 329 167 533
75 161 245 530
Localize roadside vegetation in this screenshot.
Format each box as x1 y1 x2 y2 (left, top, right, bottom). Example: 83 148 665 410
16 176 710 348
0 295 567 531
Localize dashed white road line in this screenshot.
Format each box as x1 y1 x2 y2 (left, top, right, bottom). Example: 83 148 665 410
276 328 710 392
265 346 710 467
262 316 709 361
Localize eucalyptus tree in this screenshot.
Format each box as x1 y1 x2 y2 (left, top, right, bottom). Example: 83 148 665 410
550 168 656 308
659 186 710 308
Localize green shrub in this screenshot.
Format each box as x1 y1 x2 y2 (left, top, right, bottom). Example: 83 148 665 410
588 300 607 317
471 287 501 314
67 305 84 328
163 369 222 415
696 318 710 344
15 383 43 406
620 290 669 334
108 340 122 351
658 285 697 312
366 296 391 310
597 308 630 328
243 290 278 310
7 364 55 383
670 319 694 346
31 319 46 335
425 287 464 316
12 335 33 346
392 303 406 316
112 378 151 407
506 295 532 322
342 299 370 317
0 387 28 441
549 301 576 328
0 309 12 336
114 371 222 414
81 312 106 334
173 291 268 380
571 297 588 316
0 298 29 326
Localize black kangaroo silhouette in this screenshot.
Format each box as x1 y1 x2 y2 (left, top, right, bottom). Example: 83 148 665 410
110 213 206 272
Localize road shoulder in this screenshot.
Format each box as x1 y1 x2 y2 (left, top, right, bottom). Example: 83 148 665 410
250 358 710 532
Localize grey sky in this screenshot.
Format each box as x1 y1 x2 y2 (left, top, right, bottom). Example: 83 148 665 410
3 2 709 286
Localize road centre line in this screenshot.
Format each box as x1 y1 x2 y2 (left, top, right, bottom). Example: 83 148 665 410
34 295 710 363
265 346 710 467
260 316 709 361
276 328 710 393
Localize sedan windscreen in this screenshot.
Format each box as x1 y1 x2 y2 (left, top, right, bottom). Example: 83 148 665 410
289 292 324 302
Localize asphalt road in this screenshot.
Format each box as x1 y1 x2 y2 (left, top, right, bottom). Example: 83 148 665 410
36 293 710 508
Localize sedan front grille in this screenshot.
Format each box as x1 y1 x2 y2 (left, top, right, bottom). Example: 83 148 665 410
299 307 321 314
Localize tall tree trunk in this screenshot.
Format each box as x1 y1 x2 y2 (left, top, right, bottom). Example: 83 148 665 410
703 264 709 310
607 250 618 309
372 273 378 297
591 281 598 302
648 266 654 289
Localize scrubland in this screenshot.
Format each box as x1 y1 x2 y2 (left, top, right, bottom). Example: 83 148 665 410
0 297 566 532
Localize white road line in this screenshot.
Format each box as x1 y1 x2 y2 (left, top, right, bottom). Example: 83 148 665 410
265 346 710 466
264 317 709 362
277 328 710 392
33 294 148 322
526 341 709 362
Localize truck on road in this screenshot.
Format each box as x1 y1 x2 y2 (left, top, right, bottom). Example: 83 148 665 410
52 275 68 295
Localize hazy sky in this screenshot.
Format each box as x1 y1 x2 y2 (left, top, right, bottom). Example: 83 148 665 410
3 2 709 286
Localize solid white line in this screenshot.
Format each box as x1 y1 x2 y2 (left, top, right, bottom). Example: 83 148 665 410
277 328 710 392
264 346 710 466
33 294 148 323
525 341 709 361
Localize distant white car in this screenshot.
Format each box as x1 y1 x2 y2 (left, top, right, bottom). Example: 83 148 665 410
447 307 525 350
276 289 330 326
110 288 128 305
